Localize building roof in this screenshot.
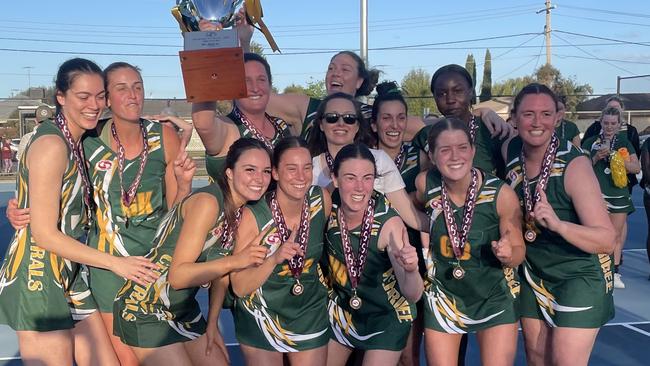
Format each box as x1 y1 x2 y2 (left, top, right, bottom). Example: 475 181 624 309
0 99 43 120
576 93 650 112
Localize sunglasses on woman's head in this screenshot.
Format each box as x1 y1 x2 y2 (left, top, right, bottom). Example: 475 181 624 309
323 113 358 125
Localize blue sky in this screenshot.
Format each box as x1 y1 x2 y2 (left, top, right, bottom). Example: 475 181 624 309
1 0 649 99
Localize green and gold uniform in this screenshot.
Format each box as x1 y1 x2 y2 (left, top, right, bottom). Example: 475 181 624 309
411 117 506 176
506 137 614 328
0 120 96 331
233 186 330 352
327 191 416 351
421 169 519 333
582 135 635 214
555 119 580 143
205 110 292 180
84 118 168 312
113 183 232 347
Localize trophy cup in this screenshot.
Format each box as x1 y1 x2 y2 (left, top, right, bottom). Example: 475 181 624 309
173 0 247 102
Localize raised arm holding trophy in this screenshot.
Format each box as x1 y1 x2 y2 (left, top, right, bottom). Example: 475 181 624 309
172 0 279 102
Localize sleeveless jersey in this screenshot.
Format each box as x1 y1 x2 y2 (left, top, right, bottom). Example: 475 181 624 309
233 186 330 352
113 183 233 347
84 118 168 312
205 109 291 180
0 120 96 331
506 137 614 328
412 117 506 176
422 169 519 333
582 135 635 214
555 119 580 142
326 191 416 351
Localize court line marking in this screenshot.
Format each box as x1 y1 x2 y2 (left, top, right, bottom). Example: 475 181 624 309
605 320 650 327
622 324 650 337
622 249 647 253
0 356 20 360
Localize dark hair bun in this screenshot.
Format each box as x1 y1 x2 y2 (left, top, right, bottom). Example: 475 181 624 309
375 81 400 97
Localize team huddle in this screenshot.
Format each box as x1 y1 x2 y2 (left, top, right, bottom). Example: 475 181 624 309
0 18 638 366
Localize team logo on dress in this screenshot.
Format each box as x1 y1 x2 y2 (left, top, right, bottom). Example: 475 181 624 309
210 225 223 238
95 159 114 171
428 198 443 222
264 231 283 253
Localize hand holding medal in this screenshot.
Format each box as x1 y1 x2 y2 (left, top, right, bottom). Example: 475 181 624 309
530 189 562 232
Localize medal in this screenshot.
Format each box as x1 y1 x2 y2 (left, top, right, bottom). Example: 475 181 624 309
111 120 149 224
440 168 479 278
291 280 304 296
233 106 282 151
452 265 465 280
349 291 362 310
54 113 94 226
520 134 559 244
338 197 375 311
269 190 311 295
468 116 479 144
524 229 537 243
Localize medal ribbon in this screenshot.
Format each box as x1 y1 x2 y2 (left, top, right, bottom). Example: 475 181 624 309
269 190 311 279
393 144 407 169
233 106 280 151
221 207 243 250
111 120 149 208
338 198 375 291
468 116 479 144
440 168 479 259
325 150 335 174
520 134 560 224
54 113 94 223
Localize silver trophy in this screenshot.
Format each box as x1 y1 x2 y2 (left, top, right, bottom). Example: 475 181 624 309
176 0 243 31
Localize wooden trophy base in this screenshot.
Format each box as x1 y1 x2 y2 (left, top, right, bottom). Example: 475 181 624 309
179 47 247 102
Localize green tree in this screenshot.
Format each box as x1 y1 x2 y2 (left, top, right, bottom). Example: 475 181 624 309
282 78 326 99
479 49 492 102
401 68 437 117
465 53 477 105
492 76 535 96
250 40 265 57
491 65 592 117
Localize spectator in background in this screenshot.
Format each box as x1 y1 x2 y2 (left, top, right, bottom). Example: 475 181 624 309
16 125 40 163
641 138 650 279
555 97 581 147
582 95 641 194
1 136 13 173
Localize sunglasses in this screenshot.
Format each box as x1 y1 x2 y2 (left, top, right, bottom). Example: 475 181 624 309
323 113 358 125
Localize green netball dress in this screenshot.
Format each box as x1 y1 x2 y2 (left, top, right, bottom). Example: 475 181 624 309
506 137 614 328
421 169 519 333
233 186 330 352
113 183 232 347
581 135 635 214
205 109 292 180
411 117 505 176
326 191 416 351
0 120 97 331
555 119 580 142
84 118 168 312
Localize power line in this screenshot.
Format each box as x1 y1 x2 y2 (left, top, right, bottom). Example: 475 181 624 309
554 54 650 65
554 30 650 47
554 14 650 28
560 5 650 19
552 33 636 75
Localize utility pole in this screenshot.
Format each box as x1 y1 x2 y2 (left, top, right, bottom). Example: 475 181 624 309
536 1 556 65
360 0 368 67
23 66 34 91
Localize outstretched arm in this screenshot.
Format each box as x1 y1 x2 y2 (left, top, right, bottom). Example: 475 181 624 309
381 217 424 303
